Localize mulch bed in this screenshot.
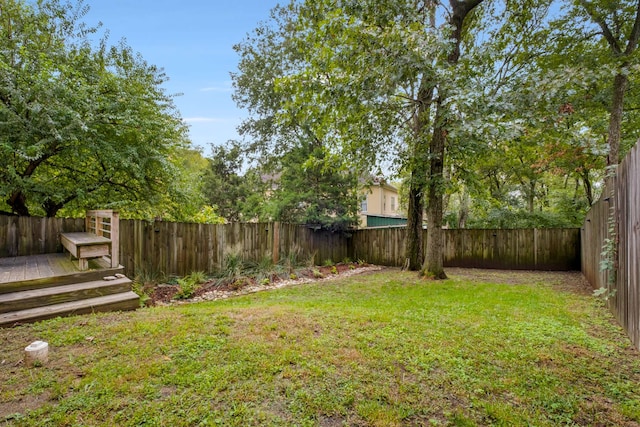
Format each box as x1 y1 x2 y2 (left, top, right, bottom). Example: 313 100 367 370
147 262 376 306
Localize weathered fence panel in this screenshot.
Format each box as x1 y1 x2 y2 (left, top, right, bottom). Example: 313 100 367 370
0 217 581 275
583 142 640 349
276 223 349 266
352 227 580 271
581 194 612 295
0 216 84 257
0 217 350 277
117 220 350 277
351 227 408 266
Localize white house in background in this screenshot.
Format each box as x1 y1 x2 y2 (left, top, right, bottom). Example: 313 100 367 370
358 177 407 228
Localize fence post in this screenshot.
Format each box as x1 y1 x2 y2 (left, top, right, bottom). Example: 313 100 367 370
272 222 280 264
111 211 120 268
534 228 538 269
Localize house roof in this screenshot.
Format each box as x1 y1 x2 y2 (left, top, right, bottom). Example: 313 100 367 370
360 175 399 192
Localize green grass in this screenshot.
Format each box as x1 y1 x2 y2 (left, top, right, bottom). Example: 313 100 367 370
1 270 639 426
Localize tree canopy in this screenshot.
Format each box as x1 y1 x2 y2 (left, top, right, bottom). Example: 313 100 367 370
0 0 197 218
232 4 362 231
233 0 640 277
201 142 264 223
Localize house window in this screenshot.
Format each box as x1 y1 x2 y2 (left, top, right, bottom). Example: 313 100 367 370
361 196 368 213
383 195 386 212
391 196 396 212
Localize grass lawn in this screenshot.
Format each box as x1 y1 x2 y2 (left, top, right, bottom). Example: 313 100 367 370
1 269 639 426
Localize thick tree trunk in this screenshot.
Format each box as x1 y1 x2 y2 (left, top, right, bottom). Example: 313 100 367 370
405 72 434 270
7 191 30 216
43 199 64 218
607 73 627 167
419 0 484 279
422 99 447 279
405 172 424 270
6 156 57 216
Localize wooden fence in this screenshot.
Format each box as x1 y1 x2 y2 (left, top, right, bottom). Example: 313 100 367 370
351 227 581 271
582 142 640 350
1 215 581 276
0 216 84 257
118 220 349 277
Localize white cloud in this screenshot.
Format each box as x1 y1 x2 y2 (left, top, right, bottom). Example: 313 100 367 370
183 117 229 123
200 84 233 93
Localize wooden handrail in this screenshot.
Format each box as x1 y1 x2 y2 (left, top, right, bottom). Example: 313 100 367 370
84 210 119 268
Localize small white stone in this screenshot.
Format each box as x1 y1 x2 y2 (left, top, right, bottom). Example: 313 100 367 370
24 341 48 367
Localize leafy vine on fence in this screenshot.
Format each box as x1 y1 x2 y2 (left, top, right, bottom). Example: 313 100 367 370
595 167 618 301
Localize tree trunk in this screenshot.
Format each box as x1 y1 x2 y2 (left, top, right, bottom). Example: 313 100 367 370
581 170 593 206
458 189 469 229
43 199 63 218
7 191 30 216
405 73 434 270
607 72 627 167
405 172 424 270
422 98 447 279
419 0 484 279
527 181 536 213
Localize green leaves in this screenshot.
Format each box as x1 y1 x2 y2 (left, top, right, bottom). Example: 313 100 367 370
264 143 360 231
232 0 640 233
201 142 263 223
0 0 194 218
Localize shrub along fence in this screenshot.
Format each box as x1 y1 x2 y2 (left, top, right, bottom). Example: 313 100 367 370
1 215 580 277
582 141 640 350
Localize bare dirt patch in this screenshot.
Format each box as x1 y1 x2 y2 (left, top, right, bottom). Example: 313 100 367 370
0 342 91 421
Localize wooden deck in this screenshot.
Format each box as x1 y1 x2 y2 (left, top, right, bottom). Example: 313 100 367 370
0 253 114 284
0 254 139 326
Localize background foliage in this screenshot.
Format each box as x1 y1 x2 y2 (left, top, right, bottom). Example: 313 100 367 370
3 0 639 233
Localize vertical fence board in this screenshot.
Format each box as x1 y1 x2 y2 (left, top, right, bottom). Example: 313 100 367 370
582 142 640 350
348 227 579 271
0 216 84 257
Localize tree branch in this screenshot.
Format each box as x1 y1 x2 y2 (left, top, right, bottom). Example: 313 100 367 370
579 0 622 55
625 0 640 54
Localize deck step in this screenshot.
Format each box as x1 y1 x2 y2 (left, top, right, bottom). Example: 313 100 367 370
0 264 126 295
0 277 133 314
0 291 140 327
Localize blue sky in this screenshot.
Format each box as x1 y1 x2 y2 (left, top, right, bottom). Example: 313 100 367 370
83 1 281 155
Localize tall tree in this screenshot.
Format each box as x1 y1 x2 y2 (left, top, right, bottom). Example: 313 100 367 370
421 0 484 278
261 141 360 231
232 5 362 231
0 0 192 217
202 142 263 222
